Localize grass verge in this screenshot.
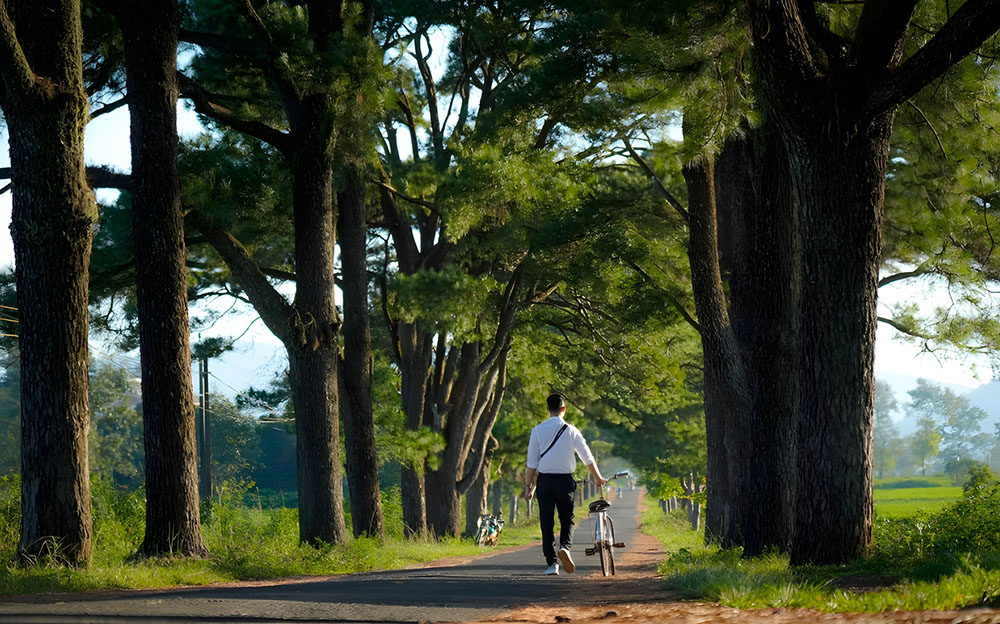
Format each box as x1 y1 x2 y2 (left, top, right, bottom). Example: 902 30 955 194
640 490 1000 612
0 478 542 596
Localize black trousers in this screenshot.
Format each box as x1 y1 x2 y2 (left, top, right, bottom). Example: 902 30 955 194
536 473 576 565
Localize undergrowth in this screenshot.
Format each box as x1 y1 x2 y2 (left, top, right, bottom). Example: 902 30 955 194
642 484 1000 612
0 476 540 595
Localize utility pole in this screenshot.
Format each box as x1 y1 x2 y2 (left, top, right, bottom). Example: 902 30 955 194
197 356 212 500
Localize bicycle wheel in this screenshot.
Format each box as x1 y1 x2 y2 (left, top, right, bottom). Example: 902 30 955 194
606 516 616 575
599 516 612 576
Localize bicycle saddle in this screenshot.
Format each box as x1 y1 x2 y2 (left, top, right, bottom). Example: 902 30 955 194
589 499 611 513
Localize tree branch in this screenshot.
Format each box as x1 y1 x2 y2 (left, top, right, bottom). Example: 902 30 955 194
177 72 291 152
878 267 930 288
0 1 38 100
849 0 919 73
86 165 133 192
261 266 296 282
0 165 133 192
625 259 701 333
90 95 128 120
186 210 294 345
905 99 948 159
877 315 931 339
376 180 437 211
866 0 1000 117
623 138 690 223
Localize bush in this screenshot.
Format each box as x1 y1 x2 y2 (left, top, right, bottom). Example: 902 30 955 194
0 474 20 566
931 484 1000 554
874 483 1000 564
963 464 997 493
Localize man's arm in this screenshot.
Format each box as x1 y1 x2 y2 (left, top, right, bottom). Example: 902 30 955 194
585 462 608 488
523 467 537 500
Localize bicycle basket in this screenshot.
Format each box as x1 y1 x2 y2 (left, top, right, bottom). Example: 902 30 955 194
589 499 611 513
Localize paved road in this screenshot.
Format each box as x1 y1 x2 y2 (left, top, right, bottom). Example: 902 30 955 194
0 488 647 623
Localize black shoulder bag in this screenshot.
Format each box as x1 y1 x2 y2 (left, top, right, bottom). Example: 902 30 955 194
538 424 569 459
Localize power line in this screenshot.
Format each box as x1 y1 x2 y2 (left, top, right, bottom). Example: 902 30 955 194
206 370 286 417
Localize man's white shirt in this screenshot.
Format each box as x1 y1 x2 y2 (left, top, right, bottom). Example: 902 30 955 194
526 416 595 474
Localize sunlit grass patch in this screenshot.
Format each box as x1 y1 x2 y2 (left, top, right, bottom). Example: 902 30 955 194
0 477 543 595
642 484 1000 613
874 486 962 517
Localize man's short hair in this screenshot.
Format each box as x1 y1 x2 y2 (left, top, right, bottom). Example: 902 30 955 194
546 392 566 413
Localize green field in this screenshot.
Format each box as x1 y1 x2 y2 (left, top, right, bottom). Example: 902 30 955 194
873 477 962 517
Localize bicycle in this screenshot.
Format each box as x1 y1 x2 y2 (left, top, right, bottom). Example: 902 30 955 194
581 471 629 576
473 512 504 547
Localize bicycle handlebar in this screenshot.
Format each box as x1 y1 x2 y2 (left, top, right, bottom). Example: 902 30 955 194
576 471 629 485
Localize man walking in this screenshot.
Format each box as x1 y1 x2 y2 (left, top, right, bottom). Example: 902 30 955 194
523 392 607 575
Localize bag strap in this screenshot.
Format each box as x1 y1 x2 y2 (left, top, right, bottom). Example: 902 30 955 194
539 424 569 459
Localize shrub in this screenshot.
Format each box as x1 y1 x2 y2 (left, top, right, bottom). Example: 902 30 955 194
963 464 997 493
931 484 1000 554
874 483 1000 565
0 474 20 566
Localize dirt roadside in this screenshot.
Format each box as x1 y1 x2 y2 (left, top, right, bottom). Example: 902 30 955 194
467 496 1000 624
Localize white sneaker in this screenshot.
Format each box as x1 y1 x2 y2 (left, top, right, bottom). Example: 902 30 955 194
544 563 559 575
558 547 575 573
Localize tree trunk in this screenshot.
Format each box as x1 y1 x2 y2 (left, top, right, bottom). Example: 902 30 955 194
337 167 384 540
289 155 347 546
491 476 503 517
508 494 518 526
788 116 890 565
116 0 208 558
719 124 799 557
4 0 94 567
682 153 750 548
398 323 432 537
424 335 511 537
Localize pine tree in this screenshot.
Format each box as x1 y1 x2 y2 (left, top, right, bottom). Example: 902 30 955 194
0 0 96 566
111 0 208 557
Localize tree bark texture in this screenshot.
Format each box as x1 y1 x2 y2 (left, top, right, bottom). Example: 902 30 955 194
717 124 799 557
786 116 890 564
682 154 750 549
740 0 960 563
337 167 384 540
2 0 94 566
398 321 432 537
116 0 208 558
289 153 347 545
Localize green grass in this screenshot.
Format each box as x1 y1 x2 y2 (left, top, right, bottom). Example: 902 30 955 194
873 486 963 517
0 478 542 596
640 486 1000 613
